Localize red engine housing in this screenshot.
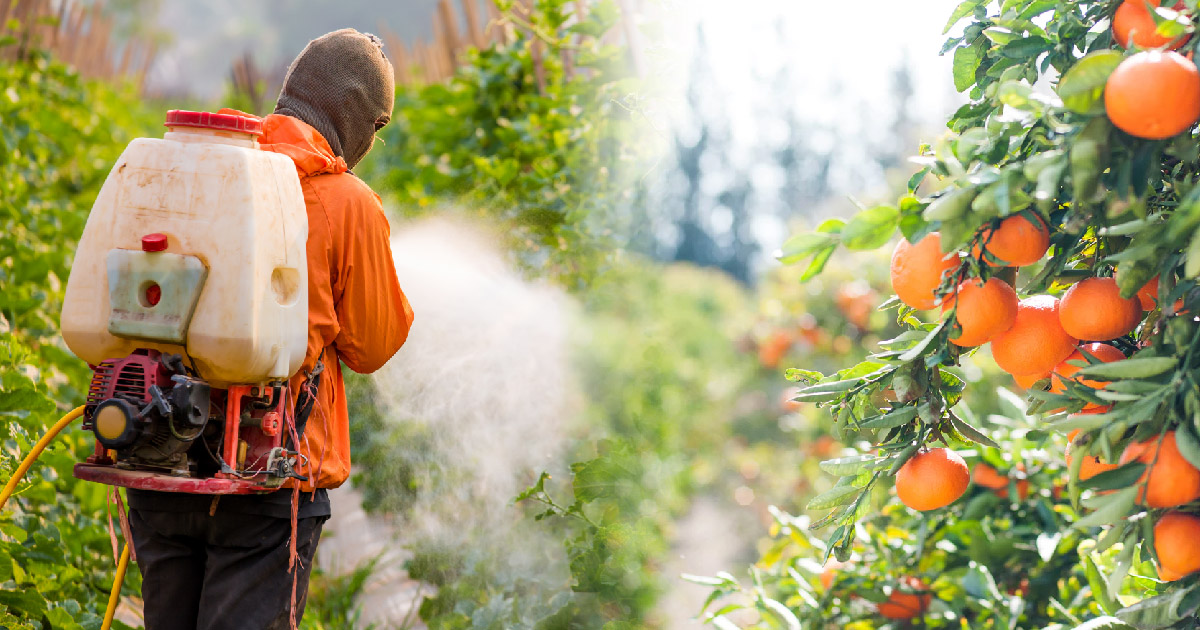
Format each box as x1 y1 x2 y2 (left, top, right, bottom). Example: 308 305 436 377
74 349 298 495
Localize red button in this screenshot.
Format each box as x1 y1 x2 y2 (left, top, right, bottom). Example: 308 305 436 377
142 234 168 252
145 283 162 307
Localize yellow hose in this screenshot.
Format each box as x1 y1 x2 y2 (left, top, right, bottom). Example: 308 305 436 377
0 405 129 629
0 405 85 510
102 544 131 630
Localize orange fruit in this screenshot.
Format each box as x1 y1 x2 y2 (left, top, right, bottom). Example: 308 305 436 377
895 448 970 511
1154 512 1200 580
1137 275 1161 310
878 577 932 620
1059 277 1143 341
758 330 794 369
943 277 1018 347
1066 428 1120 481
1050 343 1126 410
891 233 959 310
973 214 1051 267
973 462 1009 489
1119 431 1200 507
1106 50 1200 139
975 462 1029 499
1159 564 1187 582
1013 370 1051 390
820 558 846 590
780 387 802 413
1113 1 1190 50
991 295 1079 376
997 479 1031 501
835 283 874 329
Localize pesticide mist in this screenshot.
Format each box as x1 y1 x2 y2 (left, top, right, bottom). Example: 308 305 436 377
317 216 580 626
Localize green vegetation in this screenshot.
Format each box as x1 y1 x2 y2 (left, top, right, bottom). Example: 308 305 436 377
0 49 157 629
701 1 1200 629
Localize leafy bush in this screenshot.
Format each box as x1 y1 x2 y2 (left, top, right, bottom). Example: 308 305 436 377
708 1 1200 628
362 0 644 288
0 49 157 628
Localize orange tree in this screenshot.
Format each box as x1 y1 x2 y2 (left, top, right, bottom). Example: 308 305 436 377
695 1 1200 628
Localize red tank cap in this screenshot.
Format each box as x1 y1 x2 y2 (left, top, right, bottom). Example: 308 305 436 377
164 110 263 136
142 233 168 252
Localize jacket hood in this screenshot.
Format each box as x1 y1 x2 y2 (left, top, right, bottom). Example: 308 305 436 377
215 108 348 177
258 113 349 177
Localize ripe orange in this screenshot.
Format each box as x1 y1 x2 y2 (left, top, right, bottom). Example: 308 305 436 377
1013 370 1051 390
1106 50 1200 139
973 462 1009 489
1059 277 1143 341
1113 1 1190 50
1159 564 1186 582
835 283 874 329
973 214 1051 267
1119 431 1200 507
1154 512 1200 580
1137 275 1160 310
820 558 846 590
1050 343 1126 410
975 462 1029 499
991 295 1079 376
758 329 794 369
779 387 802 413
891 233 959 310
878 577 932 620
943 277 1018 347
1067 428 1120 481
896 448 970 511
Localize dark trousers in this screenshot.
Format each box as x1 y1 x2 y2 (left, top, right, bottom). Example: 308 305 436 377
129 508 326 630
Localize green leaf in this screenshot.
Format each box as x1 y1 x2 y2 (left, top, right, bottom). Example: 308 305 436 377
1084 553 1121 615
1080 463 1145 491
945 0 984 34
953 44 982 92
778 232 836 265
806 485 864 511
1115 585 1200 629
860 406 919 429
1074 486 1137 530
949 413 999 448
1057 50 1124 115
819 454 889 477
1173 423 1200 471
1071 616 1135 629
1076 357 1178 380
841 205 899 250
899 321 947 362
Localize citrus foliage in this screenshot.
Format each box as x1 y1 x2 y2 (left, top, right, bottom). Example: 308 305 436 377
0 49 156 628
706 0 1200 628
362 0 642 288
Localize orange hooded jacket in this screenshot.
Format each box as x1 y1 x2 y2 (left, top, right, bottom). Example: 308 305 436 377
220 109 414 491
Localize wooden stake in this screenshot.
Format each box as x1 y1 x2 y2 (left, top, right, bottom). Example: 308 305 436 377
393 38 411 86
461 0 484 50
437 0 461 57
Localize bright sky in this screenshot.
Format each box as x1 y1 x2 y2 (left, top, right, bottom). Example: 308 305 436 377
644 0 970 263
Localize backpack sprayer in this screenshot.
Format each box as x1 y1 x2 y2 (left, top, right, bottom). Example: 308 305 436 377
0 110 313 627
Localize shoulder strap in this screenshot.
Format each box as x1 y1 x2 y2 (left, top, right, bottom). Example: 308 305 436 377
291 350 326 442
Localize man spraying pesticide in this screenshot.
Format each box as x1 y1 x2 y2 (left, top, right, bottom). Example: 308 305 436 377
1 29 414 629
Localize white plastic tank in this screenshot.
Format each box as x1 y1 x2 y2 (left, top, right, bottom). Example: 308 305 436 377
61 110 308 387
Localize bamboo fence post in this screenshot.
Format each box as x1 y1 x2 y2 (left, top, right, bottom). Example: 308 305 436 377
437 0 461 58
136 41 156 92
393 38 411 86
461 0 484 50
615 0 643 76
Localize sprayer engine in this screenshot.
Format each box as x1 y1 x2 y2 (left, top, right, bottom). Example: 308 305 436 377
75 348 307 494
84 350 210 473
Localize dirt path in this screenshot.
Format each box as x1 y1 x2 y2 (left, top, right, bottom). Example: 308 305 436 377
657 495 757 629
316 483 429 628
